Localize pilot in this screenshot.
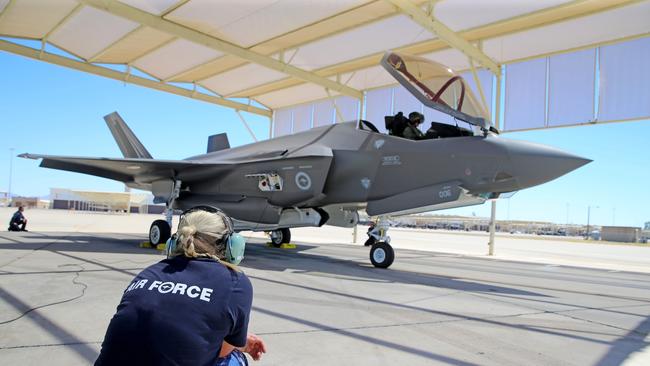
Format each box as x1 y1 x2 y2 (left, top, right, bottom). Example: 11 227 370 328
403 111 425 140
8 206 27 232
95 206 266 366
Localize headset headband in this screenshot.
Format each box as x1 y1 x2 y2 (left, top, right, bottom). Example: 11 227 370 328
170 205 244 265
179 205 233 239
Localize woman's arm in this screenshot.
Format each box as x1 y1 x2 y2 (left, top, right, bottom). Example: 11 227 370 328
219 333 267 361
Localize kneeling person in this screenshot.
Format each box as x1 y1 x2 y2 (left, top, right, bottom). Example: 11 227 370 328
95 206 266 366
8 206 27 232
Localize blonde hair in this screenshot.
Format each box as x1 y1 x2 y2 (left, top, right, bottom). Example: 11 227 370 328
172 210 239 271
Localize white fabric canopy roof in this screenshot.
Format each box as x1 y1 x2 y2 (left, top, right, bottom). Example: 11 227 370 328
0 0 648 118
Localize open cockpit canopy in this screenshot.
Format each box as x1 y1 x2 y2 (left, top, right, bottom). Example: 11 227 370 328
381 52 490 131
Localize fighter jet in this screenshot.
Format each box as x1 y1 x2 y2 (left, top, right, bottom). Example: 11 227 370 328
20 52 590 268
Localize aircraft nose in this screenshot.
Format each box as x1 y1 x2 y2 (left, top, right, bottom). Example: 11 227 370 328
506 140 591 189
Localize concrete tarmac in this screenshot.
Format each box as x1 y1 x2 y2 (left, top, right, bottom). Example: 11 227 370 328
1 210 650 365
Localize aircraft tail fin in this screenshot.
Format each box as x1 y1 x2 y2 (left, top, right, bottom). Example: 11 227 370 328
207 133 230 153
103 112 153 159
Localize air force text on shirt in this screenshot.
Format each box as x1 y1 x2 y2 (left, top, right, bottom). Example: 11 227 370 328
125 279 214 302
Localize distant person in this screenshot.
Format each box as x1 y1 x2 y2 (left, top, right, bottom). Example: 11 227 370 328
8 206 27 231
95 206 266 366
403 111 425 140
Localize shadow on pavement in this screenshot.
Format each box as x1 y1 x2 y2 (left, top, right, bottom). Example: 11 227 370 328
0 287 99 363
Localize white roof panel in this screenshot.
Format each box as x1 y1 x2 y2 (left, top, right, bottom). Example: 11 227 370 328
167 0 369 48
133 39 223 80
483 1 650 63
435 0 573 32
257 83 337 109
119 0 180 16
288 15 433 70
0 0 78 39
49 6 140 60
93 27 175 64
202 63 287 96
166 0 276 39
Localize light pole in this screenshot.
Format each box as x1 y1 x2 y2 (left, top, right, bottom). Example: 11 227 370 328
586 205 599 239
8 148 14 207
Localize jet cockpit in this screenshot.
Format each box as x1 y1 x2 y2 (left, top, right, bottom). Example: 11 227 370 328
358 51 497 139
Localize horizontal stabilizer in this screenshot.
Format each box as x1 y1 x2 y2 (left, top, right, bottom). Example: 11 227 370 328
104 112 153 159
18 153 210 187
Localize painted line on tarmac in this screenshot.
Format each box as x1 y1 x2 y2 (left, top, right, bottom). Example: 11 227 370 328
0 341 102 350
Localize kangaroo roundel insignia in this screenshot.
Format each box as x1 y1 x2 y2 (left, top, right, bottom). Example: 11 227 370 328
295 171 312 191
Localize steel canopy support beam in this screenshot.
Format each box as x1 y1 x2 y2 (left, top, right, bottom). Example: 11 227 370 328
79 0 363 100
384 0 500 76
236 110 258 142
488 70 504 256
0 0 15 23
488 200 496 256
0 39 272 117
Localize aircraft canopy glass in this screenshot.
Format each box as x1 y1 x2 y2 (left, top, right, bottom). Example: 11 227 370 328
381 52 490 124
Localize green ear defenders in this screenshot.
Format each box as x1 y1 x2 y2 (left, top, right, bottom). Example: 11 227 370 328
165 205 246 265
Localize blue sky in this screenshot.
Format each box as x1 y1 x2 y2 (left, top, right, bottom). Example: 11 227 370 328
1 50 648 228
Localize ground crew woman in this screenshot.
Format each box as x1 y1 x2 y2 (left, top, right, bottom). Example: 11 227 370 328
95 206 266 365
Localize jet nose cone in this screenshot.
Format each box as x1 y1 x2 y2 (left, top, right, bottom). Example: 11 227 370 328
506 140 591 189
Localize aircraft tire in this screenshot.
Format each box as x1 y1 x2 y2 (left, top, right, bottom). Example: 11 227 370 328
149 220 171 246
370 242 394 268
270 228 291 248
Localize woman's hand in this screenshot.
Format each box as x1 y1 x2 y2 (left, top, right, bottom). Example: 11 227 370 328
242 333 267 361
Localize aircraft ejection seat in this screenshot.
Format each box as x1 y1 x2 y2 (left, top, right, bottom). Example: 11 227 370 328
385 111 409 137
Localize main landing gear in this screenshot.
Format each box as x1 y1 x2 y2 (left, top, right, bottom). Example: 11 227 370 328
149 219 171 246
149 179 180 246
270 228 291 247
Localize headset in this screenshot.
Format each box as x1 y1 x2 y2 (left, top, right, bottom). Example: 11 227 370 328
165 205 246 265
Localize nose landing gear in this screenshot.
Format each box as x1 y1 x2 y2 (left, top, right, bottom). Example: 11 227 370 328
366 217 394 268
369 241 395 268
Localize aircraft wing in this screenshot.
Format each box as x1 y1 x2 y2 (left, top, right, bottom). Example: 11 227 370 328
19 153 207 185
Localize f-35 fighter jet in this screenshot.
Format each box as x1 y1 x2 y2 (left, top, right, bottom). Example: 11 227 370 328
20 52 590 268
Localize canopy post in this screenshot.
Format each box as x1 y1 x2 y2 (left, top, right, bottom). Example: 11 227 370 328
236 110 258 142
488 200 496 256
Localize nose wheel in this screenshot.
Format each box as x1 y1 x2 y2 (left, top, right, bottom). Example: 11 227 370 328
369 241 394 268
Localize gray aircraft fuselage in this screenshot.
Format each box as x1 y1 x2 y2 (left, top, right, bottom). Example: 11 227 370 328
22 118 590 231
167 121 589 228
21 51 591 232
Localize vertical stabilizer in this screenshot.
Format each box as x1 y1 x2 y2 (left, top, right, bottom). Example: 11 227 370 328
207 133 230 153
104 112 153 159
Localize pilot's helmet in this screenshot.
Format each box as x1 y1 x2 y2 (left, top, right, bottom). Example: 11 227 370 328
408 111 424 125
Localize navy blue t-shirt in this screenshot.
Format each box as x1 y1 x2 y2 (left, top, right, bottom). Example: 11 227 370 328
95 256 253 366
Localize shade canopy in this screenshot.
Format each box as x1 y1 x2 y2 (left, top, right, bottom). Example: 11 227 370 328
0 0 648 116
